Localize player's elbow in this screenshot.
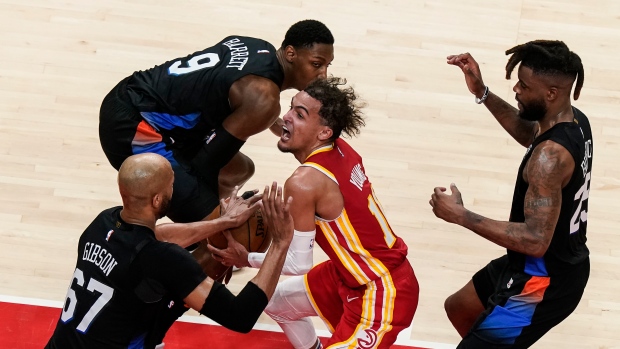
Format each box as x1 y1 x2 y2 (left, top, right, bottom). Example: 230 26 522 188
200 281 268 333
233 321 255 334
528 240 551 258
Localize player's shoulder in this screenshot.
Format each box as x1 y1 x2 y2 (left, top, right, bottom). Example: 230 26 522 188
142 239 186 257
531 138 573 160
219 35 274 46
527 139 575 179
285 166 327 194
230 74 281 113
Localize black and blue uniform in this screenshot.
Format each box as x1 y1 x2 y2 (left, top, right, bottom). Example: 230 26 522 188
45 207 206 349
99 36 284 223
463 108 593 348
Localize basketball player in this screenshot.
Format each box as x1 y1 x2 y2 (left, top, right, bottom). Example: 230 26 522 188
210 77 420 349
45 153 294 349
99 19 334 225
430 40 592 348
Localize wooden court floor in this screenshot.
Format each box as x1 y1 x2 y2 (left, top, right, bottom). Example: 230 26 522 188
0 0 619 347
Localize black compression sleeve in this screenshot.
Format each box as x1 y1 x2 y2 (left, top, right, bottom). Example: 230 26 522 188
191 126 245 179
200 281 268 333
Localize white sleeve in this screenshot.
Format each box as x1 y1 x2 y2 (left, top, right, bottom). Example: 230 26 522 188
247 229 315 276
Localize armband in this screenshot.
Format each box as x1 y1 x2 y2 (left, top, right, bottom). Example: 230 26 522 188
200 281 268 333
248 229 315 275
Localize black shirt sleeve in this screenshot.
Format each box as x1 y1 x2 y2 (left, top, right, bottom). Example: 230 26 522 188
137 242 207 300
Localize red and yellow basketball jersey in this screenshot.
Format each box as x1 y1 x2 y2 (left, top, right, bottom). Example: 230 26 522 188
303 138 408 288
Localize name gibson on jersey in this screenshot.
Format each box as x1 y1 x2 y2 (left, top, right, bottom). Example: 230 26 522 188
222 38 249 71
83 242 118 276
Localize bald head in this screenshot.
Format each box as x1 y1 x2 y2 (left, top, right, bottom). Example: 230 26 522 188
118 153 174 213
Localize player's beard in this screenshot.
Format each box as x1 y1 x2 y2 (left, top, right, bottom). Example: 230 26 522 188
158 195 171 219
277 140 292 153
518 97 547 122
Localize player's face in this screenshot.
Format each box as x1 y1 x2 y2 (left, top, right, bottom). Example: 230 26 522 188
278 91 325 154
289 43 334 90
513 66 548 122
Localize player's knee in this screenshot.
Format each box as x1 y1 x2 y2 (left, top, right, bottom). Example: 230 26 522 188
264 300 290 324
220 156 255 189
444 294 458 320
264 291 298 324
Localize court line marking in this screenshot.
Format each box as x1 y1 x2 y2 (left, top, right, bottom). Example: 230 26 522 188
0 294 456 349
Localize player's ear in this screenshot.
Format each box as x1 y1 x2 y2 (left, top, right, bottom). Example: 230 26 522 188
318 127 333 141
152 193 161 210
284 45 296 63
546 86 558 102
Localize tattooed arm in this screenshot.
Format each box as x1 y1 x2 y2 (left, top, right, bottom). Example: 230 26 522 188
482 92 538 148
430 140 574 257
447 53 538 147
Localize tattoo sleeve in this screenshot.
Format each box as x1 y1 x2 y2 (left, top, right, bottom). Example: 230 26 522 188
458 141 572 257
484 92 538 147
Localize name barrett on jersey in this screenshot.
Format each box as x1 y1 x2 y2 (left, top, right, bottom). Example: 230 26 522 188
222 38 249 71
82 242 118 276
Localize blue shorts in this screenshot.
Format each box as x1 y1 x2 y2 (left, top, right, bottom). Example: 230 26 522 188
99 77 218 223
460 255 589 348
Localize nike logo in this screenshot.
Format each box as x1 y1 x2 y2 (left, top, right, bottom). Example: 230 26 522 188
346 295 359 302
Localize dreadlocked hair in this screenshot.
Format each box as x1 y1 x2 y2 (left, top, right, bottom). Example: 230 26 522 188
505 40 584 100
304 77 366 141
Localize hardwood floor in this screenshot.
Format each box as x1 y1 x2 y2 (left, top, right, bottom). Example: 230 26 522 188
0 0 618 347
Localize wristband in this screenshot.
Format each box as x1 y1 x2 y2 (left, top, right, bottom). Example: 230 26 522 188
475 86 489 104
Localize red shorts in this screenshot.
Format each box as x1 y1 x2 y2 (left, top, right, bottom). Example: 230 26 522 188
305 259 419 349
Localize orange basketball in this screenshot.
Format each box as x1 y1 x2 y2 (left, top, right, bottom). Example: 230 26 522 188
191 203 271 282
207 205 271 253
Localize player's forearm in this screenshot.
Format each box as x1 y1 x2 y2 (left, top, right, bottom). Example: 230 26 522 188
155 217 236 248
457 209 549 257
483 91 537 147
248 229 314 275
249 241 290 299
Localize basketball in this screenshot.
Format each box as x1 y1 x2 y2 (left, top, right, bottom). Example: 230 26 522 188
191 203 271 282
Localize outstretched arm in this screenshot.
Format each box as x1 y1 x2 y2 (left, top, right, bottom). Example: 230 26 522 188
430 141 574 257
183 182 294 333
447 53 538 147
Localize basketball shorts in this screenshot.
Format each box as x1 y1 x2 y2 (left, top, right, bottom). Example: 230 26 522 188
98 77 218 223
305 259 419 349
461 255 590 348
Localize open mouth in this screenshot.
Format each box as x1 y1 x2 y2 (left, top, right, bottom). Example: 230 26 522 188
281 125 291 141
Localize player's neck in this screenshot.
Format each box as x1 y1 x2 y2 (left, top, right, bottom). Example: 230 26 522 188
539 104 573 135
296 141 332 163
119 207 157 232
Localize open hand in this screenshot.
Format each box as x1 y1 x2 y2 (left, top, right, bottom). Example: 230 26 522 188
207 231 251 268
260 182 294 245
220 186 262 227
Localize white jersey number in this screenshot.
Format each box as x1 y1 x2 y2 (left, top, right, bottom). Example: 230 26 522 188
570 171 591 234
368 187 397 247
60 268 114 333
168 52 220 75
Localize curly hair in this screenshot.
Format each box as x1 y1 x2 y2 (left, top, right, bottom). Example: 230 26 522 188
281 19 334 49
505 40 584 99
303 77 366 141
